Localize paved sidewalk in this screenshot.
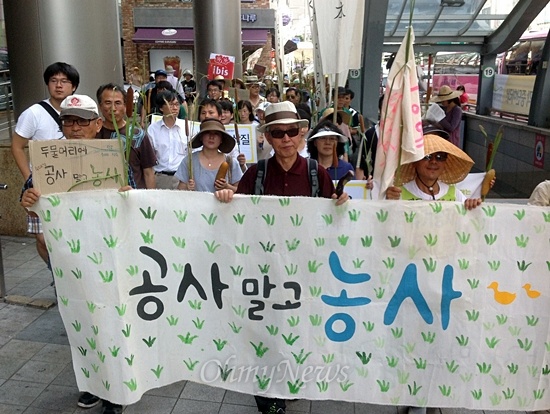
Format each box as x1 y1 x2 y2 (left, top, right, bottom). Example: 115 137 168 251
0 235 546 414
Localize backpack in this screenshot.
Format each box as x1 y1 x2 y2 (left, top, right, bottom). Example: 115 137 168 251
254 158 319 197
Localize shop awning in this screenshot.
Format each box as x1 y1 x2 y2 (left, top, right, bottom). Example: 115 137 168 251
242 29 268 46
133 28 193 44
132 28 267 46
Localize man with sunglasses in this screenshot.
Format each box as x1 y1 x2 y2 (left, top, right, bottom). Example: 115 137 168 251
214 101 349 414
284 87 301 106
385 133 482 210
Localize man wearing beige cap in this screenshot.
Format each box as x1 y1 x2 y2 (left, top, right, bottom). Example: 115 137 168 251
215 101 349 414
21 94 132 414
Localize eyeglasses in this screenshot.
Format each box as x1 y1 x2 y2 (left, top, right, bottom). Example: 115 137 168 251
49 78 72 85
287 95 297 99
269 128 301 139
423 152 448 162
61 118 95 126
318 136 339 142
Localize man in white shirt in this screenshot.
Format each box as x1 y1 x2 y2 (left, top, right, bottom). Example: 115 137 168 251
147 90 189 189
11 62 79 265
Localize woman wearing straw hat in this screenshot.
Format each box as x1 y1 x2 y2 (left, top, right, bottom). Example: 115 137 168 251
386 133 482 210
175 118 242 193
424 85 463 147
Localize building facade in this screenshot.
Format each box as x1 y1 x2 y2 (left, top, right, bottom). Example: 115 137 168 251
121 0 275 81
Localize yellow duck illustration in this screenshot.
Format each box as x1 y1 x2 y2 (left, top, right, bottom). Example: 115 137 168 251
487 282 516 305
522 283 541 299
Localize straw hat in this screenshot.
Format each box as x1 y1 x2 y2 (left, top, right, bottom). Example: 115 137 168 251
191 118 236 154
244 75 260 84
431 85 463 103
257 101 309 133
320 108 351 125
307 126 347 143
397 134 474 185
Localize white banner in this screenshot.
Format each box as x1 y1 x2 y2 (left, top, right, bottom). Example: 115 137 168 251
375 27 424 199
312 0 364 74
35 191 550 410
492 74 536 116
308 0 327 111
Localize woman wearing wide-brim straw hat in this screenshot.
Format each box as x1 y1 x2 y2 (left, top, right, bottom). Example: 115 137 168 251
175 118 243 193
386 133 483 210
423 84 463 148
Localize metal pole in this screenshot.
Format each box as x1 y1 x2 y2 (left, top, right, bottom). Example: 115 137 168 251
0 183 8 299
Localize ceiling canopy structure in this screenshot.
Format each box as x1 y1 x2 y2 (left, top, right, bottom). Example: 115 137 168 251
383 0 550 54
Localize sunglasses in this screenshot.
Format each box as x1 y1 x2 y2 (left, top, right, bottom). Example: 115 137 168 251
269 128 301 139
423 152 448 162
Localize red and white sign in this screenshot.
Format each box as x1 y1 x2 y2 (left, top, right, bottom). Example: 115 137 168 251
534 134 545 168
207 53 235 80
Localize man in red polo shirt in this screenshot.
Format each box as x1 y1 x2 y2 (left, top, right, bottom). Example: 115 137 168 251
215 101 348 414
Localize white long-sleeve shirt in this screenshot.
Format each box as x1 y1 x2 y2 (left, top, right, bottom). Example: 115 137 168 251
147 117 189 173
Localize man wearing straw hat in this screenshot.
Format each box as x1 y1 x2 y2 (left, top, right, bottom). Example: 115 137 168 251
245 74 266 112
214 101 349 414
385 133 482 210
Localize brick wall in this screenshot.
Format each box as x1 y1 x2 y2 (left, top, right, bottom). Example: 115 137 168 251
121 0 272 82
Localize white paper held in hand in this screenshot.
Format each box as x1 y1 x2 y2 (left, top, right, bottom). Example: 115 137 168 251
424 103 446 123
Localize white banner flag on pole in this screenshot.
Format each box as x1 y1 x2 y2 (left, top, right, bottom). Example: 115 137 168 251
308 0 327 110
312 0 365 75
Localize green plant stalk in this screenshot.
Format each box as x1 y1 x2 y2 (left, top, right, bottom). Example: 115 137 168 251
112 111 129 186
486 126 503 171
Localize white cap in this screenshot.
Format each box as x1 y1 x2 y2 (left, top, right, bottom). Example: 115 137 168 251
60 95 99 119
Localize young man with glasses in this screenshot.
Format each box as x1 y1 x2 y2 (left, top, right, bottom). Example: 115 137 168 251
11 62 79 269
206 79 223 101
147 90 189 189
214 101 349 414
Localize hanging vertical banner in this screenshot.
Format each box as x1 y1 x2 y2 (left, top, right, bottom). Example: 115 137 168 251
312 0 365 76
374 27 424 199
273 0 286 92
308 0 327 111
